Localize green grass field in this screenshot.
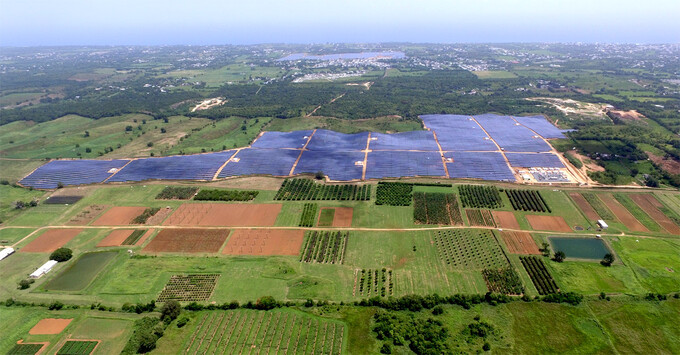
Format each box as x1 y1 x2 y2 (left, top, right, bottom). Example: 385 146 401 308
44 251 119 291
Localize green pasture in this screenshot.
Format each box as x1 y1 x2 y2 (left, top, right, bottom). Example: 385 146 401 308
0 159 45 183
610 237 680 294
44 251 119 291
0 92 44 106
0 185 47 223
0 227 36 245
165 116 272 155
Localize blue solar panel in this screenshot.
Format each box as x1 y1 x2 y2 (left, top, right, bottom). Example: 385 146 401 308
108 151 234 182
294 150 365 180
365 151 445 179
505 153 565 168
19 159 129 189
513 115 567 139
473 114 551 152
219 149 299 177
369 131 439 151
251 130 313 149
306 130 369 151
445 152 515 181
420 114 497 151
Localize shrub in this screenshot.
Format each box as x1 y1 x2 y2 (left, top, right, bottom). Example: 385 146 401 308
176 316 189 328
50 248 72 262
600 253 614 266
380 343 392 354
160 300 181 322
48 301 64 310
552 251 565 263
18 279 34 290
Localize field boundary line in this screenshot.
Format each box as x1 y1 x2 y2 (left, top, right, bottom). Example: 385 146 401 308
212 149 242 181
289 129 316 176
430 130 450 178
469 116 516 181
361 132 371 180
101 159 133 183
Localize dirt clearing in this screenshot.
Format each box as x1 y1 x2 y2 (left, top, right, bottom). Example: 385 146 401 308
163 203 281 227
629 194 680 234
145 207 173 225
92 206 147 226
222 229 304 256
526 215 572 232
143 228 229 253
499 231 541 254
21 229 83 252
647 153 680 175
318 207 354 227
96 230 134 247
598 194 649 232
569 192 600 220
29 318 72 335
492 211 520 229
67 205 108 225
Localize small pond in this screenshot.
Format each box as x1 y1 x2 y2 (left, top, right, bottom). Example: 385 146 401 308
548 237 611 260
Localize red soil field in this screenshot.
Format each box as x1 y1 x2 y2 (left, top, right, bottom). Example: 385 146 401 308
163 203 282 227
569 192 600 220
29 318 72 335
96 230 134 247
143 228 229 253
21 229 83 253
499 231 541 254
92 206 147 226
598 194 648 232
318 207 354 227
222 229 304 256
135 229 156 246
526 215 572 232
145 207 173 225
492 211 520 229
630 194 680 234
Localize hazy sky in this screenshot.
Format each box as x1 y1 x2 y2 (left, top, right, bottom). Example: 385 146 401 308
1 0 679 46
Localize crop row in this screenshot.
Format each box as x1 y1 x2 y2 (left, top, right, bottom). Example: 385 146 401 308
506 189 551 213
194 189 258 201
433 229 509 270
375 182 413 206
299 231 349 264
132 207 160 224
581 193 615 220
466 209 495 227
354 268 393 297
157 274 219 302
413 192 463 225
458 184 503 209
298 203 318 227
56 341 98 355
520 256 559 295
7 344 43 355
122 229 146 245
482 268 524 295
275 179 370 201
155 186 198 200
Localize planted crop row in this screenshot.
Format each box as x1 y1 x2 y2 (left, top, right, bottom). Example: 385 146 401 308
157 274 219 302
520 256 559 295
299 231 348 264
413 192 463 225
131 207 160 224
194 189 258 201
56 341 98 355
581 193 615 219
298 203 318 227
7 344 43 355
375 182 413 206
466 209 495 227
155 186 198 200
433 229 508 270
458 184 503 209
506 189 551 213
482 268 524 295
275 179 370 201
354 268 393 297
122 229 146 245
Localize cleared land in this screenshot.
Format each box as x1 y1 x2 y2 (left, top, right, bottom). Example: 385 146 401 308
598 194 648 232
629 194 680 234
91 206 147 226
28 318 72 335
96 230 134 247
163 203 281 226
499 231 541 254
222 229 304 256
143 229 229 253
526 215 572 232
20 228 83 252
492 211 520 229
67 205 107 225
569 192 601 220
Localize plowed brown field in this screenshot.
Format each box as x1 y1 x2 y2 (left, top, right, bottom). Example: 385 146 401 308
630 194 680 234
92 206 147 225
499 231 541 254
135 229 156 246
21 229 83 252
492 211 520 229
29 318 72 335
222 229 305 256
569 192 600 220
163 203 281 227
330 207 353 227
526 215 572 232
598 194 648 232
143 228 229 253
96 230 134 247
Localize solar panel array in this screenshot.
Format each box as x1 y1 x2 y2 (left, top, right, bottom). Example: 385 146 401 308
473 114 552 152
250 130 313 149
294 150 365 181
420 114 497 151
506 153 565 168
369 131 439 151
445 152 515 181
108 151 234 182
365 151 445 179
218 149 299 177
19 159 129 189
513 115 567 139
306 130 369 151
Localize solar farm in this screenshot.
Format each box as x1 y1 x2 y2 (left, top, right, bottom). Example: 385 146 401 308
19 114 570 188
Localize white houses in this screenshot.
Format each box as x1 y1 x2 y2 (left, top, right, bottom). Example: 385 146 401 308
0 247 15 261
30 260 58 279
597 220 609 229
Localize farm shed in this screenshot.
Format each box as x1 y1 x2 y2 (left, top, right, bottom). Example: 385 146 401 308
0 247 15 261
30 260 58 278
597 220 609 229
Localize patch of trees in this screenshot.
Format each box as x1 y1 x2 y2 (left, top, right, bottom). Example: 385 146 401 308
50 248 73 262
373 310 450 355
193 189 259 201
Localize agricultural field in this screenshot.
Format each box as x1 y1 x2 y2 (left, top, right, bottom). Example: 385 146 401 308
298 203 318 227
520 256 560 295
222 229 304 256
353 268 393 297
44 251 118 291
506 189 551 213
458 185 503 209
432 229 509 270
300 231 349 264
375 182 413 206
143 229 229 254
157 274 220 302
275 179 371 201
413 192 463 225
465 209 495 227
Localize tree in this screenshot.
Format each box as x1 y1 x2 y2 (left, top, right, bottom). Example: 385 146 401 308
255 296 279 310
50 247 72 262
160 128 166 133
600 253 615 266
125 125 133 132
18 279 34 290
541 242 551 257
553 251 565 263
137 332 158 353
314 171 325 180
160 300 181 322
380 343 392 354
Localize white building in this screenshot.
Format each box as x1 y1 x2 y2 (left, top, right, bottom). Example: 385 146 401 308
29 260 58 279
597 220 609 229
0 247 15 261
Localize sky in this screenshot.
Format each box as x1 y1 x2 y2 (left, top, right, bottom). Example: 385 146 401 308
1 0 679 46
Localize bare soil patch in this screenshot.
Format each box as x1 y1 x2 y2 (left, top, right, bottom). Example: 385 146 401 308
29 318 72 335
608 109 645 122
67 205 108 225
526 215 572 232
492 211 520 229
222 229 304 256
163 203 281 227
599 194 649 232
96 230 134 247
92 206 147 226
318 207 353 227
21 229 83 252
145 207 173 225
569 192 600 220
499 231 541 254
647 153 680 175
630 194 680 234
143 228 229 253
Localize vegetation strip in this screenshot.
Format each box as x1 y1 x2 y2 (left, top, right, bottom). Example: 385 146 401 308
275 179 370 201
